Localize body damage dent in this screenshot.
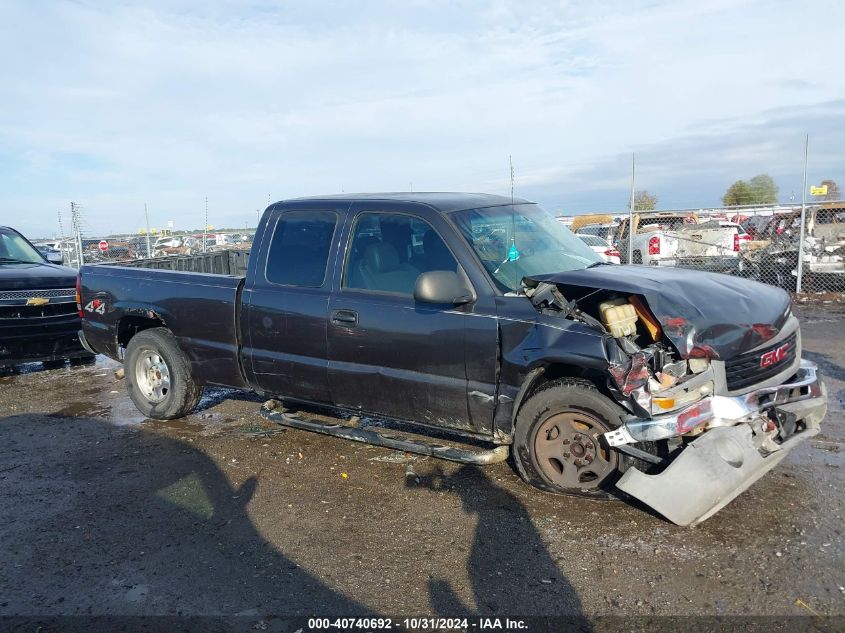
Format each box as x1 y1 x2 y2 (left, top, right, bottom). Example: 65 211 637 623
527 265 792 360
494 317 619 438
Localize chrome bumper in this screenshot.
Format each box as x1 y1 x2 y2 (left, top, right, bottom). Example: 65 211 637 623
607 360 827 526
605 360 825 446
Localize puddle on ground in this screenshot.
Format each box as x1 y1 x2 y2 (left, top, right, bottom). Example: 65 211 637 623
51 402 112 419
147 418 206 434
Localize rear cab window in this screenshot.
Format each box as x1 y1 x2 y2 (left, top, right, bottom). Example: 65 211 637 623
265 210 338 287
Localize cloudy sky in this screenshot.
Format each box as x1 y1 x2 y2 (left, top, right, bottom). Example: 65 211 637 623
2 0 844 237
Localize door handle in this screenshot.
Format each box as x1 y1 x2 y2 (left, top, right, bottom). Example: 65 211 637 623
331 309 358 327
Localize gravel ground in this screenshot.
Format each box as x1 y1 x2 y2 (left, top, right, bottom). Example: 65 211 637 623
0 304 842 620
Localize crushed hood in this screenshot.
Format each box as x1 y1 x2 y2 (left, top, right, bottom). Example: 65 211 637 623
527 265 792 360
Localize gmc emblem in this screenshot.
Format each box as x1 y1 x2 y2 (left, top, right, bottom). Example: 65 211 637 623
760 343 790 368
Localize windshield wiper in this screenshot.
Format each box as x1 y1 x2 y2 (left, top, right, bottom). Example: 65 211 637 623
585 261 608 269
0 257 30 264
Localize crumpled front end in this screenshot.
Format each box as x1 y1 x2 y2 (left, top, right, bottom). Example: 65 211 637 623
521 272 828 526
610 360 827 526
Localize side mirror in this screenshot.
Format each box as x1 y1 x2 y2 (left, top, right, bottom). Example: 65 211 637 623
414 271 473 305
46 252 63 264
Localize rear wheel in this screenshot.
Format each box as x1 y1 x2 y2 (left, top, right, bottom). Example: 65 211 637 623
125 328 201 419
513 379 625 498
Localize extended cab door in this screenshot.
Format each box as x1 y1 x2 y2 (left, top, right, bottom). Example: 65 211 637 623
326 204 497 433
241 204 346 403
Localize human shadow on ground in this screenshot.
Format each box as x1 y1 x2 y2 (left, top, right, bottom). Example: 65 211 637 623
0 413 372 619
410 465 589 626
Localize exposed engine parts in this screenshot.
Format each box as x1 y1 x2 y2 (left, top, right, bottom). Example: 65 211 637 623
524 279 708 424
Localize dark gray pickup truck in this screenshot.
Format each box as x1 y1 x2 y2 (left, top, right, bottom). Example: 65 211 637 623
78 193 828 525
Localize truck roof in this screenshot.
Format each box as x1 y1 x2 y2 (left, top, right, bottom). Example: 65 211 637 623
283 192 531 213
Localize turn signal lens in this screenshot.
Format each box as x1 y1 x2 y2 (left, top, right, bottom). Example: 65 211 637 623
653 397 676 410
76 275 83 318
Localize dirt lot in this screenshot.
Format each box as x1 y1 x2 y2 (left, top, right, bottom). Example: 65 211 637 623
0 305 843 621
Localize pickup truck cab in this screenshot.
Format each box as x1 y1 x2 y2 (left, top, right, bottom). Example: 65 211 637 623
0 226 93 368
79 193 828 525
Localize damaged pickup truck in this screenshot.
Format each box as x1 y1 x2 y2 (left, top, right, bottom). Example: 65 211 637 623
77 193 828 525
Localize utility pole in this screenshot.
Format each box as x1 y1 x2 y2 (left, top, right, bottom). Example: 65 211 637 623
796 134 809 293
70 202 84 269
628 153 636 264
203 197 208 253
144 203 152 258
57 210 67 264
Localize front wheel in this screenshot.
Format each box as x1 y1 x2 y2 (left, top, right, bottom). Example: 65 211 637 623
125 328 201 419
513 379 625 498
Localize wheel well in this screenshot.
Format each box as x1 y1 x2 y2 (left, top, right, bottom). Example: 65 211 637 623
512 363 613 425
117 315 165 349
534 364 609 397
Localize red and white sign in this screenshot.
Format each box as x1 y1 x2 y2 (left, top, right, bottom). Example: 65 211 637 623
98 240 109 252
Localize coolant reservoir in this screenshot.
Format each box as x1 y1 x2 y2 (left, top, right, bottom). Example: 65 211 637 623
599 298 638 338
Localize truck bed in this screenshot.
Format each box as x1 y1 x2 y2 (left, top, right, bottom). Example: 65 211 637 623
119 249 250 276
80 264 248 389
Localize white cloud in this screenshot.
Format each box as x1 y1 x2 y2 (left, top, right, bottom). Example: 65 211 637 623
1 0 843 236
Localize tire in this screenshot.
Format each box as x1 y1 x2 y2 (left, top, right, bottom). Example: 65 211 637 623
124 328 201 420
513 379 626 499
632 251 643 264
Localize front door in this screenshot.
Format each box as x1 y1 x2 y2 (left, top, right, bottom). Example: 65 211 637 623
327 209 474 430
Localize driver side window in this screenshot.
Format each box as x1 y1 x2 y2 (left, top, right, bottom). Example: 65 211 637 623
344 213 458 295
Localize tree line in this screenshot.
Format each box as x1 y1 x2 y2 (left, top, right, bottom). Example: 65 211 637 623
626 177 840 211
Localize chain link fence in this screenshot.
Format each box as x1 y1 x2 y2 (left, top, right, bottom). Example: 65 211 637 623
568 202 845 297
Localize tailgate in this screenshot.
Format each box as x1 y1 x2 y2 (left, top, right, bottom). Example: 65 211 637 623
674 227 735 258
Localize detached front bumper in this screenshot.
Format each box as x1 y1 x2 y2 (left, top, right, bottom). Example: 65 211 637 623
608 360 827 526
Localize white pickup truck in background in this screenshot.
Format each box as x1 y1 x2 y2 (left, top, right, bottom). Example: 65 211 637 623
674 220 752 273
615 213 696 265
615 214 752 271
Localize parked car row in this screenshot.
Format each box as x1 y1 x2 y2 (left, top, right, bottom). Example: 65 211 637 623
739 205 845 290
571 205 844 291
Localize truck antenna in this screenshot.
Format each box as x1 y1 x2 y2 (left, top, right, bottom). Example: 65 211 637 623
507 155 520 262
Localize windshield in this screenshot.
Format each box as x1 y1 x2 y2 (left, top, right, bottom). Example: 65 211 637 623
577 234 608 247
452 204 601 292
0 228 46 264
